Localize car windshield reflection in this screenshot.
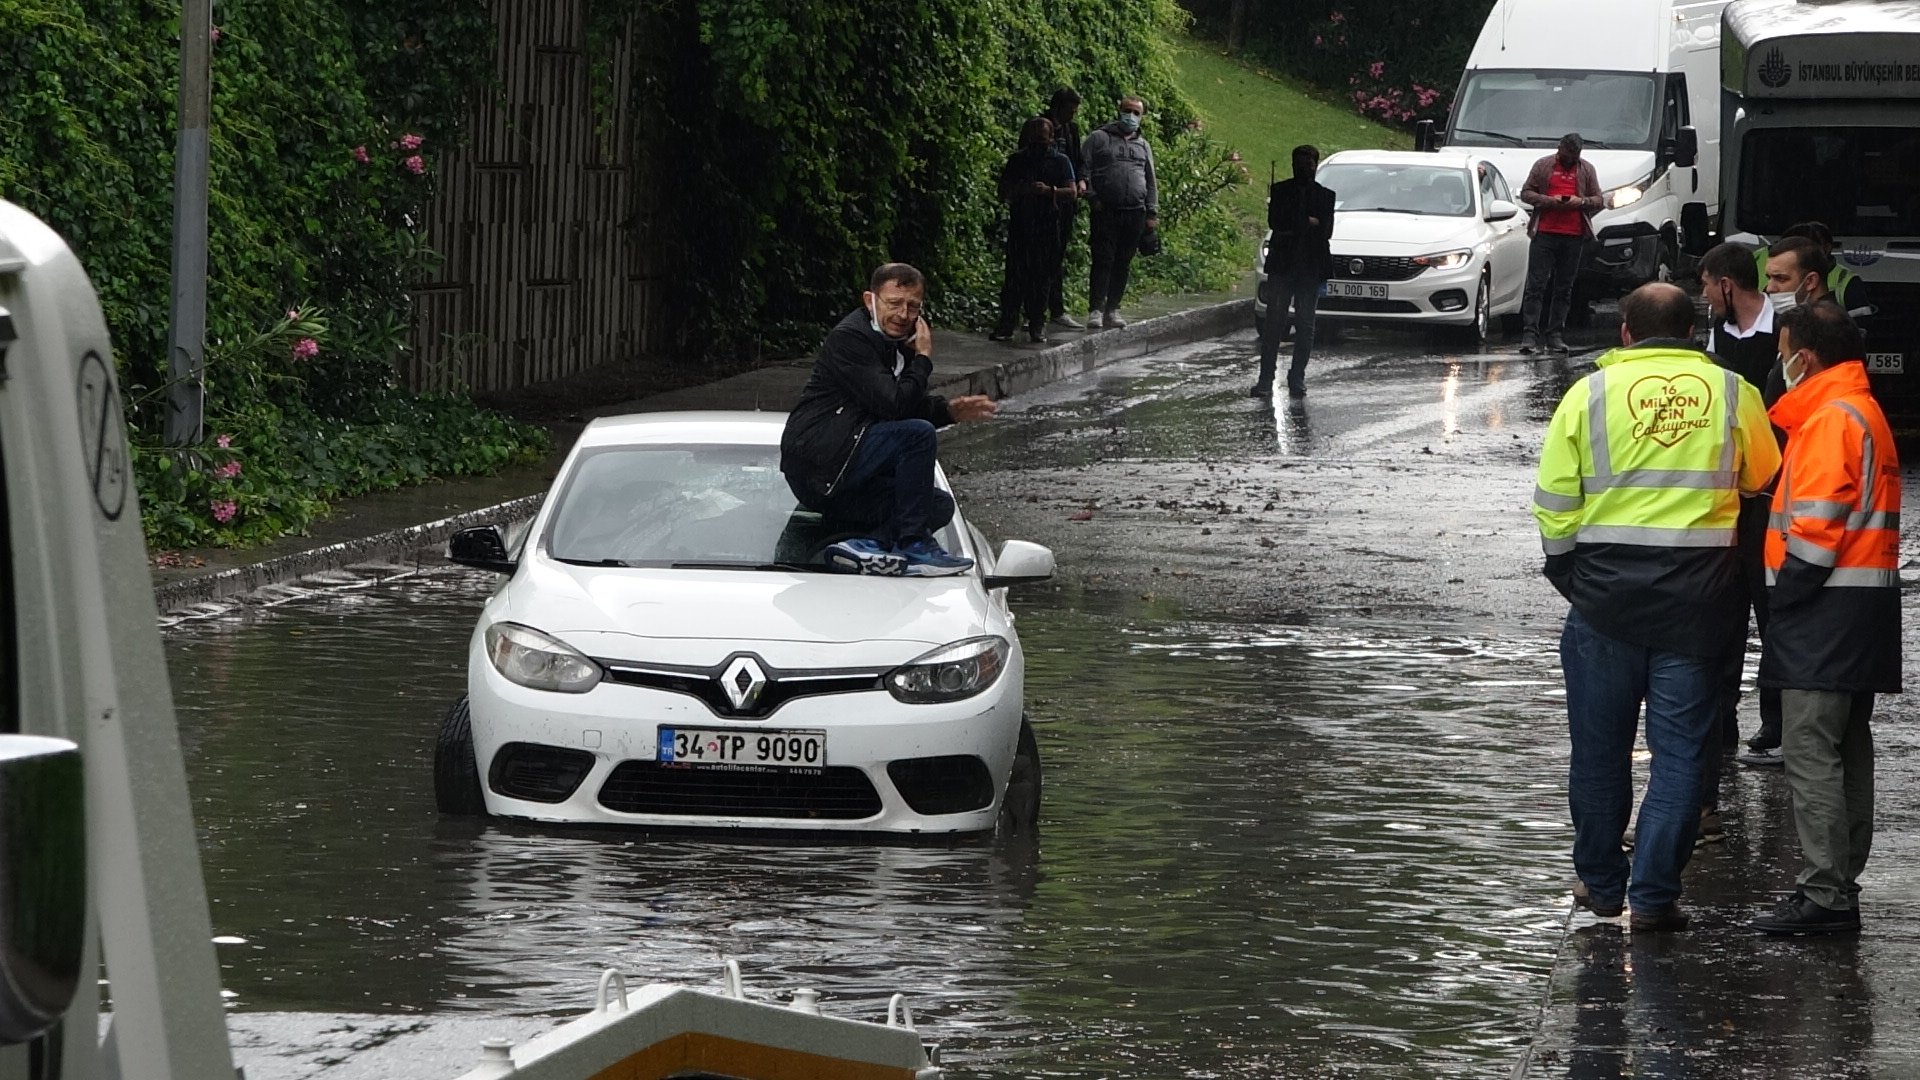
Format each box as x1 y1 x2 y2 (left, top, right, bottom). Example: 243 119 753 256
1321 164 1476 218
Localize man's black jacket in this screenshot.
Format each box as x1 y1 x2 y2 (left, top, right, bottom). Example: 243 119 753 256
780 308 956 503
1265 177 1336 282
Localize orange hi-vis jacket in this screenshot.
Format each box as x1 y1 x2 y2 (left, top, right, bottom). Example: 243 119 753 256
1760 360 1902 693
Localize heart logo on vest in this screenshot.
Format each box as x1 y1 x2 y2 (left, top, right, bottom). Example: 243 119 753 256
1626 374 1715 448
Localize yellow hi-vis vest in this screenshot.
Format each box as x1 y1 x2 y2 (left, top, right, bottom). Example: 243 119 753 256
1533 345 1781 554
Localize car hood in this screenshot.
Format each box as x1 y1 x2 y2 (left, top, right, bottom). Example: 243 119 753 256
1332 212 1486 252
1464 147 1655 199
505 561 991 658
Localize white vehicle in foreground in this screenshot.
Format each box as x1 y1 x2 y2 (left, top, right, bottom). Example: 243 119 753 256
1255 150 1530 344
437 411 1053 836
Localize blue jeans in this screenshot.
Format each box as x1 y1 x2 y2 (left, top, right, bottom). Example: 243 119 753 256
1257 273 1322 390
819 419 954 548
1560 608 1717 913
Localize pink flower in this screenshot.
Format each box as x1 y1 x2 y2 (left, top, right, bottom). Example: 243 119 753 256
399 133 424 150
291 337 320 360
215 434 233 449
352 145 370 164
1368 60 1385 79
286 307 301 320
211 500 238 524
216 460 242 480
1329 9 1345 23
1314 35 1324 46
403 155 425 175
210 25 222 43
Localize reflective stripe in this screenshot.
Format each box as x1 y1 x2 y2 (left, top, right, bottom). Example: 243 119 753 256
1582 469 1735 493
1790 499 1851 522
1719 369 1739 474
1786 534 1838 567
1826 567 1900 588
1849 509 1899 531
1765 566 1777 586
1542 535 1577 556
1578 524 1736 547
1533 486 1584 512
1585 369 1611 480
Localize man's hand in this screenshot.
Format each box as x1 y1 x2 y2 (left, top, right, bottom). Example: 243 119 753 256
1147 215 1159 231
913 317 933 358
948 394 998 423
1031 181 1051 195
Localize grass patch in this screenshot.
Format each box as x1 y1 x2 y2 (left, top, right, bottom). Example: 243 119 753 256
1169 34 1410 226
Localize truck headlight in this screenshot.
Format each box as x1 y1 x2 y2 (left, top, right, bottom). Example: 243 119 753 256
484 622 603 693
1412 249 1472 270
1605 173 1654 210
887 636 1010 703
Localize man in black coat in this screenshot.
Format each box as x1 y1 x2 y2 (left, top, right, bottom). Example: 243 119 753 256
1254 144 1336 398
780 263 998 576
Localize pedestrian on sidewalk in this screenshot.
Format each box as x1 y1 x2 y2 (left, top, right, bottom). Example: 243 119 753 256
1082 95 1158 330
1517 134 1602 355
1750 302 1900 936
1252 145 1335 400
990 117 1077 345
1698 242 1786 784
1533 283 1781 932
1043 87 1088 330
780 263 999 577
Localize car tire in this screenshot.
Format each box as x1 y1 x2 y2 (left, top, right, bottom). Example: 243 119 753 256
1000 716 1042 834
1462 275 1492 347
434 696 488 816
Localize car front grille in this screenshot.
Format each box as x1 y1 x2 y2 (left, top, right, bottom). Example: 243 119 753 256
488 743 596 803
596 654 882 720
887 755 995 815
1331 255 1425 282
1319 297 1422 314
597 761 882 819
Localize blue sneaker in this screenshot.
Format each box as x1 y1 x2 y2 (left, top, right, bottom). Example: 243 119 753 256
824 538 905 576
896 538 974 577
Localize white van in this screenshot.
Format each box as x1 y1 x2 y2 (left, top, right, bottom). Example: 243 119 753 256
1441 0 1727 305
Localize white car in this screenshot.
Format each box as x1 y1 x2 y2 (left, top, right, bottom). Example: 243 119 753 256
1254 149 1531 344
434 411 1052 836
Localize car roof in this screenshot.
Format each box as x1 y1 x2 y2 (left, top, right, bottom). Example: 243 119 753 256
575 410 789 450
1322 150 1483 170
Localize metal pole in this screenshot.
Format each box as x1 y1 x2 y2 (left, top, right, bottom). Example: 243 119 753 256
165 0 211 446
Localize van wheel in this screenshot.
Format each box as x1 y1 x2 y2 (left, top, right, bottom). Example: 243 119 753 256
1655 232 1678 284
1000 717 1042 834
434 696 488 816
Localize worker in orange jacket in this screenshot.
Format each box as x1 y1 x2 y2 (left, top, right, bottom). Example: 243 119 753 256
1751 302 1901 936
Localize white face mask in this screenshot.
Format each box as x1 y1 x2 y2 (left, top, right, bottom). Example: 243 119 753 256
1782 350 1810 389
1768 291 1800 317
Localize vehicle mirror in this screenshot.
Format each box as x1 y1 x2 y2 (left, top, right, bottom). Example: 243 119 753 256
1414 119 1439 153
0 736 85 1044
1485 199 1521 222
448 524 517 575
985 540 1055 590
1674 126 1699 169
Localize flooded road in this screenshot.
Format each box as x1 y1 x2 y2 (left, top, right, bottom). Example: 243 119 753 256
168 326 1648 1075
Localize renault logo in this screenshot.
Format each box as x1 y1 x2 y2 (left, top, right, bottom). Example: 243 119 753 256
720 655 769 711
1349 258 1366 277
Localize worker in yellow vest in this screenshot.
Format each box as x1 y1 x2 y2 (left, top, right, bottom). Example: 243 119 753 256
1533 283 1781 932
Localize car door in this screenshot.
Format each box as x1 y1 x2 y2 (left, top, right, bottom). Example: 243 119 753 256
1481 163 1529 311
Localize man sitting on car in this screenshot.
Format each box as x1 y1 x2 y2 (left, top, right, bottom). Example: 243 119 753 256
780 263 999 576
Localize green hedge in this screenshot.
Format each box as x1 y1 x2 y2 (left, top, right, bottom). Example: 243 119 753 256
0 0 547 548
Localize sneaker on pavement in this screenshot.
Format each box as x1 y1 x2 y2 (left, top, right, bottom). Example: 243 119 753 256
824 538 906 576
1630 904 1690 933
1747 731 1781 753
1050 313 1085 330
1751 890 1859 935
1697 807 1725 846
1088 310 1106 329
895 538 974 577
1249 381 1273 399
1738 746 1785 768
1573 880 1623 918
1103 309 1127 329
1547 331 1570 354
1519 330 1539 354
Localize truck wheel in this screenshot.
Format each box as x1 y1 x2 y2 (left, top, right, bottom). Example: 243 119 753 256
434 696 488 816
1000 717 1042 835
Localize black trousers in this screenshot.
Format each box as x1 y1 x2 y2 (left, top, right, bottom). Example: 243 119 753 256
1521 232 1585 334
995 227 1061 335
1048 207 1079 318
1089 207 1148 314
1257 272 1324 391
1704 496 1783 806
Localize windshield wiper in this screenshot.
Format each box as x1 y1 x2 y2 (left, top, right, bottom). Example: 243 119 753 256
554 556 637 567
668 561 833 573
1344 207 1426 215
1450 127 1526 146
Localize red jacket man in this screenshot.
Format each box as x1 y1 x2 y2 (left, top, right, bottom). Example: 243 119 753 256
1751 302 1901 936
1517 133 1604 355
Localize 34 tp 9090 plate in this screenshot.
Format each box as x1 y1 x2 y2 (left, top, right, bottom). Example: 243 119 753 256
657 727 826 769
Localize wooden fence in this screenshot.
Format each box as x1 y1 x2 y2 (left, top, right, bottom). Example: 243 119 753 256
406 0 666 394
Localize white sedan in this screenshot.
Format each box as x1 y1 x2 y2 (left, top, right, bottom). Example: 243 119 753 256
1254 149 1531 345
434 411 1052 836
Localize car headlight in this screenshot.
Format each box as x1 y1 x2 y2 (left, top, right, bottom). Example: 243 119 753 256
1412 249 1472 270
484 622 603 693
886 636 1010 704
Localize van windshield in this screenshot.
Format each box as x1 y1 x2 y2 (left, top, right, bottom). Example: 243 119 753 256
1451 70 1658 150
1738 127 1920 237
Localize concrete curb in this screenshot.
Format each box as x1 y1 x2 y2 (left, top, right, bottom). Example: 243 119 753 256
150 298 1251 617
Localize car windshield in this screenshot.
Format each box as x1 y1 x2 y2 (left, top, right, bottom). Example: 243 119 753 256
1320 163 1475 217
543 442 959 569
1738 126 1920 238
1451 70 1658 149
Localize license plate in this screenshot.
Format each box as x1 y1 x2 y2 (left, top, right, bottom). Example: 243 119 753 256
1325 281 1389 300
1867 352 1905 374
658 727 826 769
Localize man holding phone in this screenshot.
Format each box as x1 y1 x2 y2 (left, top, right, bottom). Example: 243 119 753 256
780 263 998 576
1518 133 1603 355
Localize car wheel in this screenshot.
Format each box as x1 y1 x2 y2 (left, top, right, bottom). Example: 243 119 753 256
434 696 488 816
1000 716 1042 834
1462 275 1492 346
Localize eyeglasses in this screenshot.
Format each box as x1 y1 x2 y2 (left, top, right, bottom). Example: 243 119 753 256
876 297 924 316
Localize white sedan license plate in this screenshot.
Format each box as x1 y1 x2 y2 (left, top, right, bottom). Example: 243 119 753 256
658 727 826 769
1867 352 1905 374
1326 281 1389 300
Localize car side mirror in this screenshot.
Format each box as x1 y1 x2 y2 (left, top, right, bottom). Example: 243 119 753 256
1486 199 1521 222
984 540 1055 590
449 524 517 575
0 736 85 1044
1414 119 1440 153
1673 125 1698 169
